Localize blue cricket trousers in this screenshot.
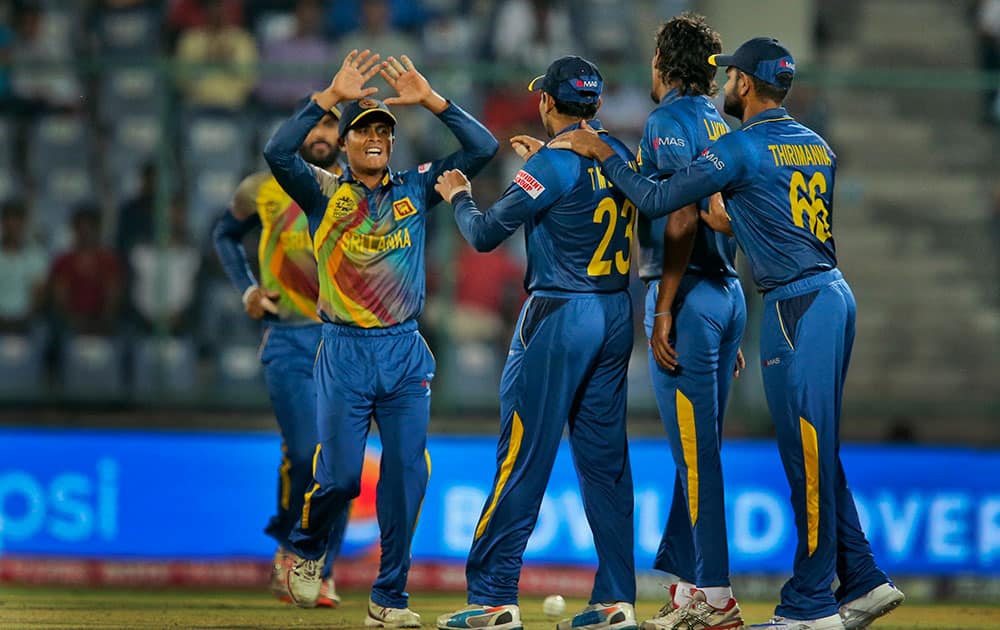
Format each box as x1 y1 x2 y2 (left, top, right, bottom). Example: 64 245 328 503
260 323 347 579
466 290 636 606
286 319 433 610
644 275 745 588
760 269 888 619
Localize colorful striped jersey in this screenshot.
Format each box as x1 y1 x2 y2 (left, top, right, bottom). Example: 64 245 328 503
263 99 499 328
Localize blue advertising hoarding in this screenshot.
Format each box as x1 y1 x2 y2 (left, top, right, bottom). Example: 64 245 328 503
0 428 997 575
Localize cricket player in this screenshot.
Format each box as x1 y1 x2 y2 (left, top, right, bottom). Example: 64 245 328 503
634 13 747 630
434 55 638 630
263 49 498 627
211 97 347 607
553 38 903 630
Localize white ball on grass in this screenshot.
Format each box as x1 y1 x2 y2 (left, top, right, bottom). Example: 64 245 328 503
543 594 566 617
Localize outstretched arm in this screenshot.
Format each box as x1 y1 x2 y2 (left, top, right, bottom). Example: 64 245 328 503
435 168 545 252
551 122 738 218
263 49 383 220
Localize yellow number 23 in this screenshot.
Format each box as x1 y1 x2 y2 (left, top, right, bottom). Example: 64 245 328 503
587 197 635 276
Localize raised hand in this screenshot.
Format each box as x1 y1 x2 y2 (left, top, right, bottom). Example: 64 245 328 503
324 49 383 105
380 55 447 112
510 135 545 160
434 169 471 203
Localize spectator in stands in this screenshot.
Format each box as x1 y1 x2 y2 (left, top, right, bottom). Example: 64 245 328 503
9 1 84 113
0 199 48 333
48 204 123 335
255 0 334 112
166 0 244 51
115 161 157 256
174 0 258 111
324 0 427 40
128 195 202 335
492 0 573 71
337 0 419 62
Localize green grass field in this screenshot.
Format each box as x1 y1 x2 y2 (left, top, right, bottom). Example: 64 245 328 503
2 586 999 629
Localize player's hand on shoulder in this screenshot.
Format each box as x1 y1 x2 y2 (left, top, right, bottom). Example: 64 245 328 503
548 120 612 160
434 169 471 203
700 192 733 236
381 54 448 113
510 135 545 161
242 286 280 320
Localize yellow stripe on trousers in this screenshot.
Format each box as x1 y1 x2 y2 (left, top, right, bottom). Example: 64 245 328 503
279 442 292 510
800 417 820 556
475 411 524 540
676 390 699 525
301 444 322 529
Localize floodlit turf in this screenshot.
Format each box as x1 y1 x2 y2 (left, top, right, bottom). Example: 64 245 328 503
0 586 998 629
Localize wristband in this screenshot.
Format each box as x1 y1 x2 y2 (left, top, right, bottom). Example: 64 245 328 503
653 311 671 317
241 285 259 307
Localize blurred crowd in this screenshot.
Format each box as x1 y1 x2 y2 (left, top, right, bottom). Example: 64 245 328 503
0 0 676 401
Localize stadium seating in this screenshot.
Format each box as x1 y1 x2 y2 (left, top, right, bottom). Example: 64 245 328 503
94 7 162 56
130 336 199 399
0 332 46 398
98 68 161 124
58 335 125 399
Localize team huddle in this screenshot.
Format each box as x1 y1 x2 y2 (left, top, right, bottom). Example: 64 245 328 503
212 12 904 630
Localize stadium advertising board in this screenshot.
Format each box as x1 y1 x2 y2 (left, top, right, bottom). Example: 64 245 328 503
0 429 997 575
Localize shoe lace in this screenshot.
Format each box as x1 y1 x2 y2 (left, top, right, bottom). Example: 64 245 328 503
297 557 321 582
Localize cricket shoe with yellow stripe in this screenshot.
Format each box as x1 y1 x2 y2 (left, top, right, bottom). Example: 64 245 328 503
436 604 523 630
557 602 638 630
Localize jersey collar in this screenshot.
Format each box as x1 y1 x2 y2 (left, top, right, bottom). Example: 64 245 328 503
658 88 682 106
741 107 792 129
339 165 403 188
553 118 607 136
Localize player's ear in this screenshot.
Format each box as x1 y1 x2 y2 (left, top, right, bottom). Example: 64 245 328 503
595 96 603 113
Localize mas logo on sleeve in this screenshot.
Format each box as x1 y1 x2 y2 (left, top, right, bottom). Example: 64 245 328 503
393 197 418 221
514 169 545 199
417 162 431 173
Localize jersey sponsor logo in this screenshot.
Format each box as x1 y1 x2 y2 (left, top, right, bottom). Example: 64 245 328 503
763 356 782 367
514 169 545 199
417 162 431 173
652 136 685 150
393 197 418 221
779 58 795 71
700 148 725 170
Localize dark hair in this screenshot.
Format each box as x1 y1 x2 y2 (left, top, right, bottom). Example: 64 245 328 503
550 96 599 120
749 74 789 103
72 203 102 225
654 12 722 97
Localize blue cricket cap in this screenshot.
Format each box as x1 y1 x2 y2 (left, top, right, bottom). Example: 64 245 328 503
709 37 795 88
527 56 603 105
338 98 397 137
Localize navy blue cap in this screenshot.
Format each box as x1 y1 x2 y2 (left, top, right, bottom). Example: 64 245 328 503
709 37 795 88
338 98 397 137
527 56 603 104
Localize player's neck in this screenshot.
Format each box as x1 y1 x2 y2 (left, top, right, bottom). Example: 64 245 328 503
547 113 590 137
352 168 387 190
741 98 782 123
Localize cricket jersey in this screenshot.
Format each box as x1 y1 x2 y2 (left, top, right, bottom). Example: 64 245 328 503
229 171 323 324
601 107 837 291
452 119 637 293
264 98 498 327
636 89 737 280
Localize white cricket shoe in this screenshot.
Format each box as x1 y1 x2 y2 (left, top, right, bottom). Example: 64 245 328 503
284 551 326 608
365 597 422 627
839 583 904 629
317 576 341 608
557 602 638 630
436 604 523 629
748 613 844 629
269 547 292 602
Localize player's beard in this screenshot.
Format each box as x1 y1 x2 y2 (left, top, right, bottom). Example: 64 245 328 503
300 142 340 169
723 91 744 120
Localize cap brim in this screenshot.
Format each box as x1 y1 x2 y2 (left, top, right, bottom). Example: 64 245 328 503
527 75 545 91
346 108 397 130
708 54 737 67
